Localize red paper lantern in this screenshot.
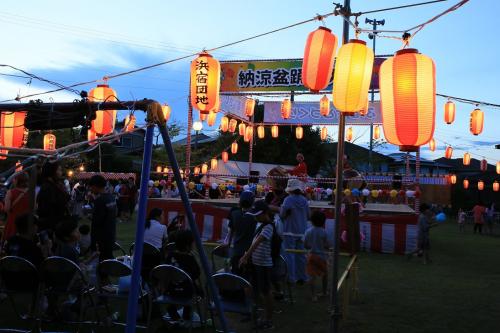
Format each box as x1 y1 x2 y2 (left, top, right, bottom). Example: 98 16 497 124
43 133 56 150
470 108 484 136
89 85 117 135
231 142 238 154
222 151 229 163
450 174 457 184
302 27 338 92
271 125 279 138
88 128 97 146
320 95 330 116
245 98 256 117
201 163 208 174
480 159 488 172
463 179 469 189
211 158 218 170
444 100 455 124
0 111 27 149
244 126 253 142
478 180 484 191
281 99 291 119
220 116 229 132
295 126 303 140
228 119 237 133
429 138 436 151
193 167 200 176
445 146 453 159
320 126 328 141
463 152 471 166
124 115 136 132
379 49 435 151
190 52 220 114
238 123 246 136
161 104 171 122
493 181 499 192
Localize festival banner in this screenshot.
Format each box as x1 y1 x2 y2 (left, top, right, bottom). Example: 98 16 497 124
262 101 382 125
220 57 385 92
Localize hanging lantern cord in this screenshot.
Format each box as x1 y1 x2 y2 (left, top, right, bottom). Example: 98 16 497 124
402 32 412 48
315 13 326 26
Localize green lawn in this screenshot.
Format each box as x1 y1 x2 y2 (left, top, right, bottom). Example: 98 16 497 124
1 220 499 333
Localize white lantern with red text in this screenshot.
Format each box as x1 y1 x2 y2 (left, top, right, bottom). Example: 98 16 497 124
43 133 56 150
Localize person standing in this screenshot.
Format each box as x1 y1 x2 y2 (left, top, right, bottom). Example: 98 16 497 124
457 208 466 232
127 177 138 218
486 203 495 235
472 202 486 234
280 178 309 285
89 175 117 261
407 203 436 264
1 173 30 243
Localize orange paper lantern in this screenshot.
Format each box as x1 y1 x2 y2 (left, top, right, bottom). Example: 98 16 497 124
244 126 253 142
450 174 457 184
373 125 381 140
281 99 291 119
470 108 484 135
228 119 237 133
320 95 330 116
231 142 238 154
163 167 169 174
428 138 436 151
238 123 246 136
222 151 229 163
295 126 303 140
320 126 328 141
379 49 436 151
497 161 500 174
207 111 217 127
87 128 97 146
0 111 27 149
162 104 171 122
333 39 374 113
493 181 499 192
201 163 208 175
220 116 229 132
193 167 200 176
478 180 484 191
463 152 471 166
480 159 488 172
43 133 56 150
245 98 256 117
271 125 279 138
211 158 218 170
124 115 136 132
156 166 162 173
257 125 265 139
346 127 353 142
444 100 455 124
445 146 453 159
463 178 469 189
359 99 369 116
302 27 338 92
190 52 220 114
89 84 117 135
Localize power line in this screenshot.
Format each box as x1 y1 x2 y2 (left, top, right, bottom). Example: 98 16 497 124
354 0 448 16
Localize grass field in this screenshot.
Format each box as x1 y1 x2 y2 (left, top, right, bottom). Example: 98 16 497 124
1 219 499 333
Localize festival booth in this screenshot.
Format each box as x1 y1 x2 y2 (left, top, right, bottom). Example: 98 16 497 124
74 172 136 181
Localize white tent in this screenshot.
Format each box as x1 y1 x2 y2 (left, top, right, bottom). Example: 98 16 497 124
201 160 293 185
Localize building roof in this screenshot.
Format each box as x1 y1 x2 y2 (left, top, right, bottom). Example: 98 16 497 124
435 157 495 173
327 142 395 162
173 133 218 146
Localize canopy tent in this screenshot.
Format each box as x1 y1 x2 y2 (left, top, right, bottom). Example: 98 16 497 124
201 160 292 185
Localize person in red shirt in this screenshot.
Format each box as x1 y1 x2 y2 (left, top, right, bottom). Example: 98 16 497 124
288 153 308 177
472 202 486 234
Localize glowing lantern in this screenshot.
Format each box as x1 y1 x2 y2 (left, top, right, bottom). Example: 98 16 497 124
296 126 303 140
480 159 488 172
124 115 136 132
211 158 218 170
281 99 291 119
156 166 162 173
43 133 56 150
79 165 85 172
373 125 381 140
244 126 253 142
245 98 256 117
379 49 436 151
450 174 457 184
497 161 500 174
222 151 229 163
445 146 453 159
0 111 27 149
238 123 246 136
320 95 330 116
231 142 238 154
346 127 353 142
194 167 200 176
271 125 279 138
201 163 208 175
163 167 169 174
211 97 221 113
89 85 117 135
359 99 369 116
463 152 471 166
199 111 207 121
444 100 455 124
228 119 237 133
320 126 328 141
470 108 484 135
207 111 217 127
220 116 229 132
302 27 338 92
463 179 469 189
478 180 484 191
162 104 171 122
429 138 436 151
333 40 374 113
493 181 499 192
190 52 220 114
87 128 97 146
257 125 265 139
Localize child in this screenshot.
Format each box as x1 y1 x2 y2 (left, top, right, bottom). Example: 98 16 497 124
457 208 466 232
78 224 91 256
240 200 274 330
304 210 329 302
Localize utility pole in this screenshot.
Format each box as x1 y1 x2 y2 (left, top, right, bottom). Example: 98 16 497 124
366 17 385 172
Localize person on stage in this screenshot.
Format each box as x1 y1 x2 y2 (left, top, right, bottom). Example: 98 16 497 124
287 153 308 178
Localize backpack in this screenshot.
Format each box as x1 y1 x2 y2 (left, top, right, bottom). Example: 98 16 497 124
255 222 282 263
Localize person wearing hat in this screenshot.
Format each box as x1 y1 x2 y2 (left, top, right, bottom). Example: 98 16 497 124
147 180 161 198
239 200 274 330
280 178 309 285
227 190 256 278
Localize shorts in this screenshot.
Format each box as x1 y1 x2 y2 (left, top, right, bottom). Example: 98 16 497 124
306 254 327 277
253 265 272 295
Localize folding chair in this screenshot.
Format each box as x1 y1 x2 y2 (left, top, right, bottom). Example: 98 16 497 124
0 256 40 332
39 256 98 332
208 273 258 332
96 259 149 328
148 264 202 333
272 255 294 304
130 242 162 287
210 244 230 273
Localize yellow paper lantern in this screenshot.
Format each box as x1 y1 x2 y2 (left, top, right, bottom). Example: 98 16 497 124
320 126 328 141
379 48 435 151
161 104 171 122
194 167 200 176
463 178 469 189
220 116 229 132
295 126 303 140
333 39 374 113
281 99 291 119
462 152 470 166
238 123 246 136
257 125 265 139
493 181 499 192
211 158 218 170
231 142 238 154
428 138 436 151
244 126 253 142
201 163 208 174
156 165 162 173
245 98 256 117
222 151 229 163
346 127 353 142
43 133 56 150
450 174 457 184
470 108 484 136
444 100 455 124
207 111 217 127
228 119 237 133
163 167 169 174
271 125 279 138
478 180 484 191
190 52 220 114
445 146 453 159
373 125 381 140
320 95 330 116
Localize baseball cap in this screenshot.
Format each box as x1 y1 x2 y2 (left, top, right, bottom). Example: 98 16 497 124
239 190 255 206
247 200 269 216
